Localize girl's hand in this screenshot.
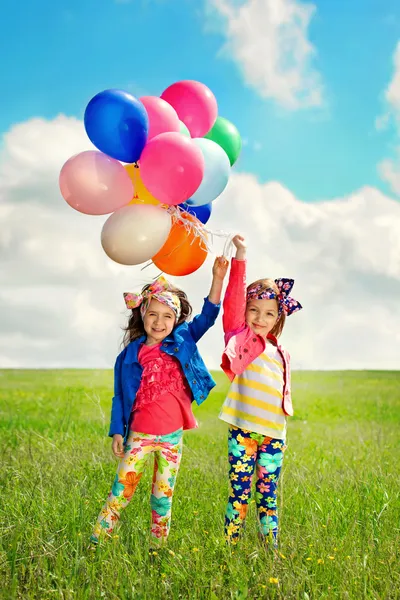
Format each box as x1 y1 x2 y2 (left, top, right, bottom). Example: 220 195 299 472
232 234 246 259
212 256 229 280
112 434 125 458
208 256 229 304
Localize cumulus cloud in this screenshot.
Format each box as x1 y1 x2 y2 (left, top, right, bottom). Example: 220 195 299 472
377 40 400 196
1 116 399 370
207 0 323 109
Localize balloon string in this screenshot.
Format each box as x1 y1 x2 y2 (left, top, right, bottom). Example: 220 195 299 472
139 206 234 278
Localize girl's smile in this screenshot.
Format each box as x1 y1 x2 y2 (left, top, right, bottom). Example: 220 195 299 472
245 298 279 337
143 298 176 345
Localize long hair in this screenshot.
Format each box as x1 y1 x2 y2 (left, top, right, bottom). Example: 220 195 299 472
122 283 193 347
246 278 286 338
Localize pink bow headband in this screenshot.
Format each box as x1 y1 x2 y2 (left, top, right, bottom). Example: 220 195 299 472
247 278 302 316
123 276 181 322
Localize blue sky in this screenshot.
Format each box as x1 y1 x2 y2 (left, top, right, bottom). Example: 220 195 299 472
1 0 400 201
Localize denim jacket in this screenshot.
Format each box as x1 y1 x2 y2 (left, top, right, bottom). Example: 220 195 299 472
109 297 220 440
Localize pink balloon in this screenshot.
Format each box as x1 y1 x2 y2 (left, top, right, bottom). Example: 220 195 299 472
139 132 205 205
161 80 218 138
59 151 133 215
139 96 180 140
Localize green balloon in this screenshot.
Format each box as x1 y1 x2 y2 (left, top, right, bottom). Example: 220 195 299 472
179 120 191 137
205 116 242 166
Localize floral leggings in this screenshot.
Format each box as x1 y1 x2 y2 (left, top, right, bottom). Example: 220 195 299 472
225 426 286 545
92 428 183 545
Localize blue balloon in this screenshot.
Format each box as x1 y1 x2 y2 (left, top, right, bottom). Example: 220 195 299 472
84 89 149 163
181 202 212 224
186 138 231 207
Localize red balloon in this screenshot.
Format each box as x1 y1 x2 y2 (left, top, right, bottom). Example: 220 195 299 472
161 80 218 138
139 132 205 206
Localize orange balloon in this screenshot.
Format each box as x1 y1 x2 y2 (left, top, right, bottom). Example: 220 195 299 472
152 212 208 276
124 163 160 206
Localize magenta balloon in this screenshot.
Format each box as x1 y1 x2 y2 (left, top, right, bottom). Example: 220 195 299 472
59 151 133 215
139 132 205 205
139 96 180 140
161 80 218 138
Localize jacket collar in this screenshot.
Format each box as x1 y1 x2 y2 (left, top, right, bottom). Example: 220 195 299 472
123 335 145 364
123 324 185 364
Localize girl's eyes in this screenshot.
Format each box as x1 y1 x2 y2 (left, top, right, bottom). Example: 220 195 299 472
249 308 275 317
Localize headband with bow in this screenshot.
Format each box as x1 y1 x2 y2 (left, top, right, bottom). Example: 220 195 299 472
247 278 302 316
123 276 181 322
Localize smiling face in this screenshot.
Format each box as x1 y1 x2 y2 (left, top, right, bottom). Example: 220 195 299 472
245 298 279 338
142 298 176 345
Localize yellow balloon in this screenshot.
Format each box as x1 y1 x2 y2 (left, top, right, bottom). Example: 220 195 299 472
124 164 160 206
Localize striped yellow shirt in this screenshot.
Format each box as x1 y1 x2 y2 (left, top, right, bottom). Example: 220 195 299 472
219 344 286 439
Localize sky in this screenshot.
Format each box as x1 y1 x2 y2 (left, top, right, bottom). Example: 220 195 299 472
1 0 400 370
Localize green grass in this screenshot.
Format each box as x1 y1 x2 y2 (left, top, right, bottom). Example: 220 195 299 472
0 369 399 599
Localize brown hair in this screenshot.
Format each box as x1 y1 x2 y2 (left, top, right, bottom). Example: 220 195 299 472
246 278 286 338
122 282 193 347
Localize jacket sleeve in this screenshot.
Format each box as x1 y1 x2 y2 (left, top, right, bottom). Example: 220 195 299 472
187 297 221 343
222 258 247 335
108 350 125 437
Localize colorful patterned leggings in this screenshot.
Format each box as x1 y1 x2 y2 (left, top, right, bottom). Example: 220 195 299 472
225 426 286 545
92 428 183 545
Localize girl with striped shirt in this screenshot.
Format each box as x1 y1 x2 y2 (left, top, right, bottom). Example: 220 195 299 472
219 234 302 548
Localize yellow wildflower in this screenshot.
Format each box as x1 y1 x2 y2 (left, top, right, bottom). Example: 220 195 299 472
269 577 279 584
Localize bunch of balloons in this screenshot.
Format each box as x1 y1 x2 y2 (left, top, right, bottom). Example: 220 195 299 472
59 80 242 276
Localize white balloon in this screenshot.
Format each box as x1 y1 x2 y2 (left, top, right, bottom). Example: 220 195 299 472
186 138 231 207
101 204 171 265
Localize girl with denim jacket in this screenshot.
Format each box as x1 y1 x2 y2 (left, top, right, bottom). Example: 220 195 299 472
219 235 302 548
91 257 228 547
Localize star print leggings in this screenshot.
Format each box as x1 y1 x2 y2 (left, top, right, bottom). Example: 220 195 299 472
91 428 183 546
225 426 286 546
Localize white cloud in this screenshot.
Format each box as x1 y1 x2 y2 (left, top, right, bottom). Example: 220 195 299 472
377 40 400 195
207 0 323 109
1 116 399 371
384 41 400 119
378 149 400 196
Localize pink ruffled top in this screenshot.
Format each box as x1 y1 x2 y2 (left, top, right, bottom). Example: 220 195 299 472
130 343 198 435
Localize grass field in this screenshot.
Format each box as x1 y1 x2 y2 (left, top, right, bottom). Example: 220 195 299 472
0 369 399 599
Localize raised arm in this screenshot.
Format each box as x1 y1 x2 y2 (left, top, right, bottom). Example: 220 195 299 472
222 235 247 335
188 256 228 342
